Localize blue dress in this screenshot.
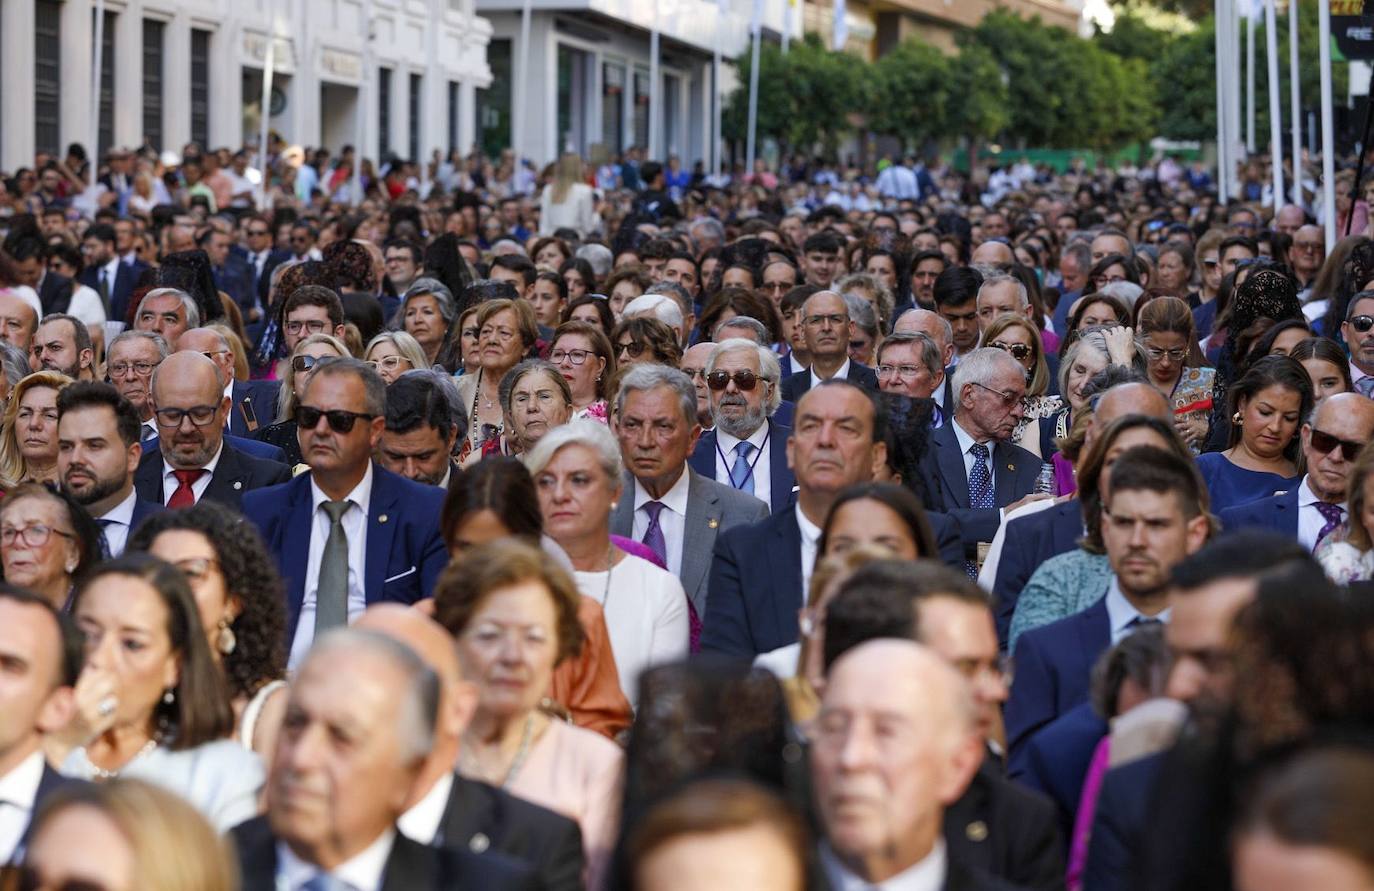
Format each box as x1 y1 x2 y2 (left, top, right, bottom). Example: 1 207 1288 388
1195 452 1300 514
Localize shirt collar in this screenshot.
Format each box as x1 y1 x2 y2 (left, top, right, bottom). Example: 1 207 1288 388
1298 475 1332 509
812 357 851 387
310 461 374 517
98 488 138 526
634 464 691 515
0 750 46 810
951 417 989 453
102 257 121 280
397 771 453 845
277 828 395 891
1104 575 1170 638
162 440 225 480
819 838 947 891
795 501 822 547
716 420 770 453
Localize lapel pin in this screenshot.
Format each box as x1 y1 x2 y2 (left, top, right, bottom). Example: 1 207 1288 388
1006 464 1013 472
233 481 242 490
469 833 490 853
965 820 988 842
379 513 389 524
708 518 719 529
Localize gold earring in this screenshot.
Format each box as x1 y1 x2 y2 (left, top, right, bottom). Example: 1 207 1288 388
215 617 237 655
1232 411 1243 425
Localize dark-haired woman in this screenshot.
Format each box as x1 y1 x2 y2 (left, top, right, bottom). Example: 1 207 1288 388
59 555 263 831
129 500 288 758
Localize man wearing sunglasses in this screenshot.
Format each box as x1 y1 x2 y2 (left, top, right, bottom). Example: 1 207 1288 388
133 352 290 511
687 339 795 515
1342 291 1374 396
176 327 281 439
1219 393 1374 550
243 358 448 669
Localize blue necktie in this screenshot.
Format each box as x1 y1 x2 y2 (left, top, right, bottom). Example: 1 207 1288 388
965 443 994 579
730 441 756 495
301 875 352 891
642 501 668 566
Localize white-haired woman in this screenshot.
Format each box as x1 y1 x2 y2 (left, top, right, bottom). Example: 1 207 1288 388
363 330 430 384
524 419 689 706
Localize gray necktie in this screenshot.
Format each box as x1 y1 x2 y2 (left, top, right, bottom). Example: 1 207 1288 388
315 501 351 635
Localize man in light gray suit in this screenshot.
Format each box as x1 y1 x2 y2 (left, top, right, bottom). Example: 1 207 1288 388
611 364 769 620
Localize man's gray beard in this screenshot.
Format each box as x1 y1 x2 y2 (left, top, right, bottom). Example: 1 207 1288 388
714 402 767 440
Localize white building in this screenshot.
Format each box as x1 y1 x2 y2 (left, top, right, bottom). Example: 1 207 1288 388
0 0 494 171
476 0 798 168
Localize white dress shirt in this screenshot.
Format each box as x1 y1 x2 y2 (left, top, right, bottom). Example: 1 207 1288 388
796 502 822 602
99 257 121 295
0 750 46 863
631 468 691 579
787 352 808 376
1297 475 1339 552
1104 576 1171 644
714 423 772 510
809 357 852 391
397 771 453 845
277 827 395 891
288 465 374 669
161 441 224 505
820 839 946 891
96 488 139 557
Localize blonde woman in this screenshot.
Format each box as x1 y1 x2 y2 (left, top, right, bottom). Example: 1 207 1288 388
539 153 598 236
364 330 430 384
0 370 73 487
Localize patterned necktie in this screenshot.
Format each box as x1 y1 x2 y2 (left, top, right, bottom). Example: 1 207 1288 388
1359 376 1374 398
641 501 668 566
315 501 352 636
964 443 994 578
730 441 756 494
167 469 205 509
96 518 115 559
1314 501 1345 548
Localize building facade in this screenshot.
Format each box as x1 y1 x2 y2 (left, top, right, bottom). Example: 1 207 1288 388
0 0 494 171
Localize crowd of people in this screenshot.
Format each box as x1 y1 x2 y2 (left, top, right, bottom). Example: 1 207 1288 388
2 135 1374 891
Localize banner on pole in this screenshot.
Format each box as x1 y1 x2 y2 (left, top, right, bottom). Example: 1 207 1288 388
1332 0 1374 59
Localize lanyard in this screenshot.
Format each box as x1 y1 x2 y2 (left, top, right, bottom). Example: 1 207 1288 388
715 428 769 492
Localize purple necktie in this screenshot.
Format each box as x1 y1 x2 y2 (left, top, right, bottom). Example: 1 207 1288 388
1314 501 1345 549
642 500 668 566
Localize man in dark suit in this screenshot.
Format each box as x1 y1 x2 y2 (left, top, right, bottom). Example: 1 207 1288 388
106 329 168 443
359 606 584 891
200 226 255 319
702 380 964 659
875 330 949 425
781 290 878 402
78 222 145 321
378 373 461 489
813 640 1016 891
56 382 162 557
1219 392 1374 550
135 352 291 510
8 235 75 316
176 327 282 438
821 560 1065 891
238 212 291 316
1005 446 1210 760
687 338 795 514
0 586 88 863
242 358 448 669
918 347 1046 569
611 364 769 622
894 307 959 426
231 627 538 891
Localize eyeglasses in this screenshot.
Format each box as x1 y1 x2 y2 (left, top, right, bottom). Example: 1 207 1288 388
296 405 375 433
1310 428 1364 462
1349 315 1374 334
1294 240 1324 252
367 355 412 372
549 348 592 365
107 360 158 378
680 366 705 380
1145 346 1188 362
949 654 1015 688
154 404 218 427
285 319 330 336
989 341 1033 361
762 280 793 293
971 381 1022 408
617 341 647 358
0 523 75 548
200 349 229 361
877 363 927 380
706 370 762 391
0 864 110 891
292 355 332 373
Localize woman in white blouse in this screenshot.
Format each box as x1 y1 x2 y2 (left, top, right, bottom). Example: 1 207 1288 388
525 419 689 705
539 154 599 236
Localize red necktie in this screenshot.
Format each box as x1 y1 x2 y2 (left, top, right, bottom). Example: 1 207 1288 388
167 469 205 509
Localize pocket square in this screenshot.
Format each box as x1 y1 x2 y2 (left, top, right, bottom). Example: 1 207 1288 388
383 566 417 584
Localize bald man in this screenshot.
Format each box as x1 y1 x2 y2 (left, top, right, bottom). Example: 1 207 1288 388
990 376 1173 647
357 605 584 891
176 326 281 437
971 240 1015 268
133 351 290 509
811 640 998 890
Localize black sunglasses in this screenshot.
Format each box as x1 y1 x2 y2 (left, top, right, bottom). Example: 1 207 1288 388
0 865 108 891
617 341 647 358
1349 315 1374 334
296 405 375 433
706 370 762 391
989 341 1033 361
1310 428 1364 462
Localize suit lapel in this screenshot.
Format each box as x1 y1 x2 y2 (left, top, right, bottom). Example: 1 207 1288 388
203 444 247 506
438 776 494 851
770 509 804 633
282 477 316 642
380 835 434 891
935 426 971 509
687 430 716 480
134 451 165 502
769 419 793 512
365 466 400 604
610 472 636 537
680 470 720 611
1080 596 1112 664
993 441 1024 508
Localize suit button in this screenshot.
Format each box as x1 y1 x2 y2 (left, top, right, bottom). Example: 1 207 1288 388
469 833 490 853
233 481 243 490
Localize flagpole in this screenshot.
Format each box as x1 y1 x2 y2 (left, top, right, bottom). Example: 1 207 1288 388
1265 0 1284 206
90 0 106 192
256 25 276 210
353 0 371 207
744 0 761 176
1216 0 1230 205
1319 0 1336 247
1247 4 1256 154
1289 0 1303 206
649 4 660 160
713 0 723 177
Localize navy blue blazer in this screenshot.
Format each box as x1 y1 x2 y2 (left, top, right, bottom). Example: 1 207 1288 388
700 505 965 659
142 433 287 465
1217 487 1300 538
1004 594 1111 760
229 379 282 438
918 422 1043 558
134 441 291 511
780 361 879 403
79 259 146 322
992 500 1083 648
242 463 449 644
687 419 795 514
122 497 165 546
1008 700 1109 850
1083 752 1166 891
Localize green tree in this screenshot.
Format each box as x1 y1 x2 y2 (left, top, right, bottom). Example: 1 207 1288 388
868 39 953 148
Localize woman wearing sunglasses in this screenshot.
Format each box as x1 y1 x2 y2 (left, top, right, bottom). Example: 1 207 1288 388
980 313 1063 459
1136 295 1214 453
254 333 348 467
362 330 429 384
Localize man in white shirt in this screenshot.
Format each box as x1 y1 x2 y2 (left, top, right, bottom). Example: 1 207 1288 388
0 588 83 863
230 627 538 890
56 382 161 558
811 639 990 891
780 290 879 404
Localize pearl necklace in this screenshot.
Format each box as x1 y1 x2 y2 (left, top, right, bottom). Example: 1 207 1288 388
74 738 159 780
